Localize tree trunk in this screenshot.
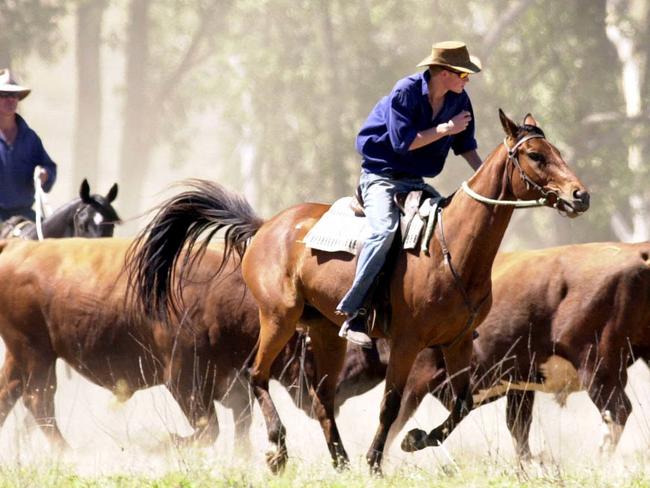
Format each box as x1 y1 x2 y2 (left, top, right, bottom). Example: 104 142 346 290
118 0 152 219
606 0 649 241
319 0 347 198
74 0 106 186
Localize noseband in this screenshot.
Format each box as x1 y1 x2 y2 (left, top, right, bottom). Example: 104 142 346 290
461 133 554 208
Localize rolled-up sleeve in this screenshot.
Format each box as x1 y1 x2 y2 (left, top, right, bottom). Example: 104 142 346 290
451 96 478 155
387 89 418 155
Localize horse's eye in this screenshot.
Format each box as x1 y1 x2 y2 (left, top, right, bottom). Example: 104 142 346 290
527 152 545 164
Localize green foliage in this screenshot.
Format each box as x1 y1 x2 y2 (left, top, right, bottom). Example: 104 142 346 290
4 0 649 243
0 0 69 65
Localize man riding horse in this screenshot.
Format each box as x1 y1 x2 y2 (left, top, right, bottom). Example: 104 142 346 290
337 41 483 348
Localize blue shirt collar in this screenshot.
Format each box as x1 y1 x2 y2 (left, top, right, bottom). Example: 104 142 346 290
420 69 431 100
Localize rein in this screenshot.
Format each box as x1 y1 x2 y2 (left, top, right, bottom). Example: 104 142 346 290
33 169 51 241
432 135 548 348
33 171 45 240
460 133 549 208
434 206 487 350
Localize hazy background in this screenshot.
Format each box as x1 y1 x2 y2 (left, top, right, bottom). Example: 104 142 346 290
1 0 650 480
2 0 649 245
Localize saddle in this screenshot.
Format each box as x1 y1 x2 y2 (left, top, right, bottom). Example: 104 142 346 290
352 187 446 337
0 216 32 239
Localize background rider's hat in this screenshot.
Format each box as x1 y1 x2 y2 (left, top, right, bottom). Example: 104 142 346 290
0 69 31 100
416 41 482 74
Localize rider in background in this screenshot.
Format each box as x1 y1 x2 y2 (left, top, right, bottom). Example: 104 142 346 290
0 69 57 221
337 41 483 348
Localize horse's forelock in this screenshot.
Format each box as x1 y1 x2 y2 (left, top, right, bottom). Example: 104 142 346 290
518 124 545 139
88 196 121 222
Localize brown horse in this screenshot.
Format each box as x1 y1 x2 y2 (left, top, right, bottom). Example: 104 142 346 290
131 110 589 472
327 241 650 458
0 237 313 451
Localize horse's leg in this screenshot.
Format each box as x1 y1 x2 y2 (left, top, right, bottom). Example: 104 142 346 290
402 336 473 452
21 358 69 451
386 347 447 448
366 339 421 473
249 308 302 473
302 318 349 469
0 353 24 428
505 390 535 460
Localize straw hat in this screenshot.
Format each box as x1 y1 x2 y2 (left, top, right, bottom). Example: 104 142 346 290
0 69 31 100
416 41 481 74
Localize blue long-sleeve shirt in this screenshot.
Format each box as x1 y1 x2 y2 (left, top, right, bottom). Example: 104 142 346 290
0 114 57 210
357 70 477 178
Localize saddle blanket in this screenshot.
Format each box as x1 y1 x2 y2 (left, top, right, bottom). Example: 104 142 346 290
302 196 437 255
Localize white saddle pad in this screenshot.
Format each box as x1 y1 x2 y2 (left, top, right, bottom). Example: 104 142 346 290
302 197 368 254
302 196 437 255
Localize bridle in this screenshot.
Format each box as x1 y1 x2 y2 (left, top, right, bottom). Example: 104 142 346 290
436 132 557 349
73 202 113 237
460 133 559 208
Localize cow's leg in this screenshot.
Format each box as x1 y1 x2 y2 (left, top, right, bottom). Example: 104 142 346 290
402 336 473 452
583 365 630 454
21 358 69 451
223 381 255 456
505 390 535 460
0 353 24 429
366 338 420 474
302 318 349 469
167 356 219 446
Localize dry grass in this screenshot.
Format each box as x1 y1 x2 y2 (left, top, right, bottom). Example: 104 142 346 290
0 347 650 487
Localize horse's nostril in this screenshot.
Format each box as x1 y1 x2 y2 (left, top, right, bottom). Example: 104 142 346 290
573 189 590 209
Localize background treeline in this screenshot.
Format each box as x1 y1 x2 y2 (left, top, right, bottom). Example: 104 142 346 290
3 0 649 247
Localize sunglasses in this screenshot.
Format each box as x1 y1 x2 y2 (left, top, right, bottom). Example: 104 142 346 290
0 92 19 99
446 69 470 80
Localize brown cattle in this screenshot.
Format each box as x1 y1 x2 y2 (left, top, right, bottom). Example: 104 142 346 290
0 237 310 451
328 241 650 458
131 110 589 472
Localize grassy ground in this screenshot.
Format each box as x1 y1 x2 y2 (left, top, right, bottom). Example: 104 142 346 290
1 456 650 488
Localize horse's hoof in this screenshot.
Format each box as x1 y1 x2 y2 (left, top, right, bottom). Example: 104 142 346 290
266 448 288 474
334 456 350 472
401 428 429 452
366 451 383 476
334 459 350 473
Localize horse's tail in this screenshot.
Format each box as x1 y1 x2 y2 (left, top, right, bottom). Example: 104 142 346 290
127 179 263 322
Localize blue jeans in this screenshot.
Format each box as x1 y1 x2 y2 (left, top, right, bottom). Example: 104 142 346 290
336 170 439 315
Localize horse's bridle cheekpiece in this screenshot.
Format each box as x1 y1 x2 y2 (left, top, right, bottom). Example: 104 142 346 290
461 133 554 208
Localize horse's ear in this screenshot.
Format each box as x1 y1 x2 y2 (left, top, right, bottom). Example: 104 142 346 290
499 108 518 138
106 183 118 202
522 113 538 127
79 179 91 203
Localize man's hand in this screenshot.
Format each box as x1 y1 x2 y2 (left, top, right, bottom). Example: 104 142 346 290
35 166 48 187
445 110 472 135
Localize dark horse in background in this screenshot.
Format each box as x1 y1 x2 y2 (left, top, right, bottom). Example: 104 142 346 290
0 237 314 451
0 179 119 239
327 241 650 458
130 110 589 472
